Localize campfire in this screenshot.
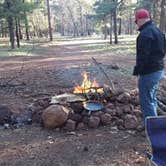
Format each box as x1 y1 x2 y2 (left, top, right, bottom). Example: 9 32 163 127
72 71 114 103
39 71 141 131
73 71 103 94
0 70 143 133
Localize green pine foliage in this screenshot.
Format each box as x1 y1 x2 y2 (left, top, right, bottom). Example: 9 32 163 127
2 0 38 20
94 0 115 20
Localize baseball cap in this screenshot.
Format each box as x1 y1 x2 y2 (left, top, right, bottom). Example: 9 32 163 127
135 9 150 23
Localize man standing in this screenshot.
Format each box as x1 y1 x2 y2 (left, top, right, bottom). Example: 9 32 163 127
133 9 166 123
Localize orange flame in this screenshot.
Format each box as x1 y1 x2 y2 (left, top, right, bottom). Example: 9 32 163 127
74 71 99 93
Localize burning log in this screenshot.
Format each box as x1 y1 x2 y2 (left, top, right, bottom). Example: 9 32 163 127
73 70 115 101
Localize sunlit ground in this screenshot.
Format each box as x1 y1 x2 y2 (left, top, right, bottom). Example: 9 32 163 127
56 35 136 55
0 35 136 57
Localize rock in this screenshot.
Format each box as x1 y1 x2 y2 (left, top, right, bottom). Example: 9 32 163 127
136 124 145 132
0 104 12 124
70 102 83 113
103 86 112 98
100 113 112 125
130 89 139 96
31 104 45 123
68 113 82 122
111 64 120 70
9 104 25 114
135 156 145 165
106 108 117 116
29 103 43 113
118 125 125 130
63 119 76 131
76 122 88 130
91 111 104 117
88 116 100 128
42 105 70 129
133 109 142 117
82 116 90 124
122 105 132 114
116 107 123 117
117 92 131 103
130 97 139 106
124 114 138 129
106 103 115 109
4 123 10 129
36 97 50 109
81 110 90 116
116 119 124 126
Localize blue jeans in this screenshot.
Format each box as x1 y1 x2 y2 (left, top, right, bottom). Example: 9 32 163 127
138 70 164 123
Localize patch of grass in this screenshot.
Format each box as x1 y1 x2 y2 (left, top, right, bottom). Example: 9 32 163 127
0 38 49 56
82 40 136 55
79 35 137 55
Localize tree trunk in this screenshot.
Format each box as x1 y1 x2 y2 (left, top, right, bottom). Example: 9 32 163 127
61 14 65 36
4 0 15 48
0 21 3 38
8 16 15 49
104 20 107 40
22 0 30 40
151 0 160 25
152 0 156 21
46 0 53 41
118 18 122 35
76 0 84 36
110 14 113 44
159 0 166 32
31 21 36 37
4 21 8 37
25 14 30 40
79 5 84 36
18 19 23 40
67 6 79 37
113 9 118 44
129 12 133 35
143 0 151 12
85 13 90 36
15 18 20 48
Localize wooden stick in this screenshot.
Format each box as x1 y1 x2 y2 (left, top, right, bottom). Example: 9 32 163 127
91 57 115 91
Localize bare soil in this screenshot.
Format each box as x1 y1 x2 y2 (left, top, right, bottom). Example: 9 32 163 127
0 38 157 166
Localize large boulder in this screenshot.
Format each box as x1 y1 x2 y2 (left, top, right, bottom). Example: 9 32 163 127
63 119 76 131
42 105 70 128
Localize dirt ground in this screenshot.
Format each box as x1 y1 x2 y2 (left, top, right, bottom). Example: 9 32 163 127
0 38 156 166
